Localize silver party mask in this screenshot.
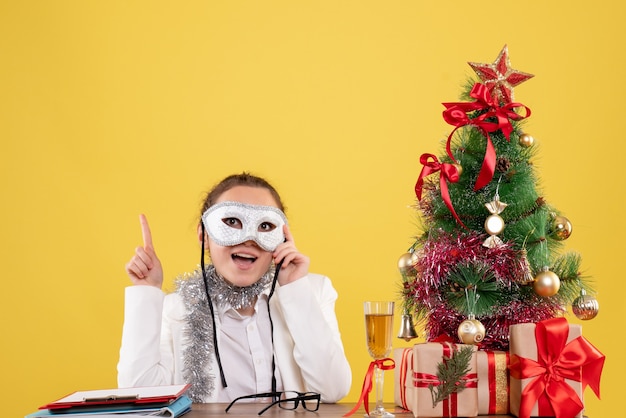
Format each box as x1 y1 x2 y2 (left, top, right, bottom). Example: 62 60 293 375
202 201 287 251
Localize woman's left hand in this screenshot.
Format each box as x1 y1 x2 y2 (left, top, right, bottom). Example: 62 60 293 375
273 225 310 285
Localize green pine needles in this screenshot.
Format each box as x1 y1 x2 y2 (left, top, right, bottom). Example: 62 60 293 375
429 346 474 408
444 263 501 317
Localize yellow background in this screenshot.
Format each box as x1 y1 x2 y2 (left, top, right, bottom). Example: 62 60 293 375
1 2 624 417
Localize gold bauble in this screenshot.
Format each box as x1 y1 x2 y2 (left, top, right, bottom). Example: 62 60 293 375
519 133 534 148
551 215 573 241
397 251 418 274
484 214 505 235
572 290 599 320
533 267 560 297
457 317 486 345
453 163 463 177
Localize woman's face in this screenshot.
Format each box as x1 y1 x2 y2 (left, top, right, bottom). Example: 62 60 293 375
204 185 280 287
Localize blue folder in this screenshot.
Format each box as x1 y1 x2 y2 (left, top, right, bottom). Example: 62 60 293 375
25 394 192 418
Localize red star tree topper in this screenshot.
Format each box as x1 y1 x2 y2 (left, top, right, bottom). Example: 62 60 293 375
468 45 534 104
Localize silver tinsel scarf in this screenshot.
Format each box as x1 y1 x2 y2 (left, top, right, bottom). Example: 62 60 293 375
174 265 273 402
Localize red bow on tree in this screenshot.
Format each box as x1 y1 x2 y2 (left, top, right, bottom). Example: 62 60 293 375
415 153 465 228
442 83 531 191
509 317 605 418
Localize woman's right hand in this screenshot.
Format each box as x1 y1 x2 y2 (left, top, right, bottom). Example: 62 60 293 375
124 214 163 288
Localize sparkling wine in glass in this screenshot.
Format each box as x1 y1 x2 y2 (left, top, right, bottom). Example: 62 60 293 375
364 301 395 417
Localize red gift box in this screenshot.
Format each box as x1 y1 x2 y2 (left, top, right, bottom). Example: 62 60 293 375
476 350 510 415
509 317 604 418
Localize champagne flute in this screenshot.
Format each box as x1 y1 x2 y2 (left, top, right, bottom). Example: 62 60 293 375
364 301 395 417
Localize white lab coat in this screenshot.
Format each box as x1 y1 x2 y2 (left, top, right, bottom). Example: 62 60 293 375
117 273 352 403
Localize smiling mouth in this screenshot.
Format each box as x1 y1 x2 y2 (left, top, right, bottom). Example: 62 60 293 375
232 253 257 264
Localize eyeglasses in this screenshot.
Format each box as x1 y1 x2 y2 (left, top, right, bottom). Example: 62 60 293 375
225 391 321 415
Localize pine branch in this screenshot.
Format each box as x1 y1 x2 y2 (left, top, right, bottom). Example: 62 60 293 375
445 263 500 316
429 346 474 408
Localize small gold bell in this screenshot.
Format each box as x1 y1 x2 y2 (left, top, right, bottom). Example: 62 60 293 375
397 313 418 341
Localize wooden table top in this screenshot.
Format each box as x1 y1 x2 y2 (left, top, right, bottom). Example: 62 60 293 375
186 402 511 417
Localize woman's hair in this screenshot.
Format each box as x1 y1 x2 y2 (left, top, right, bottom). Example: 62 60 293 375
199 172 285 221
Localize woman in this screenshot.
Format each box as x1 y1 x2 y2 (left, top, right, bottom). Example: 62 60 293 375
117 172 352 403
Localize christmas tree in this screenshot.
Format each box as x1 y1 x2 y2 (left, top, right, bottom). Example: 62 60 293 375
398 45 599 351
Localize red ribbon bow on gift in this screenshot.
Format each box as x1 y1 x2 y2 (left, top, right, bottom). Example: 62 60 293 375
442 83 531 191
343 358 395 417
509 317 605 418
414 153 465 228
